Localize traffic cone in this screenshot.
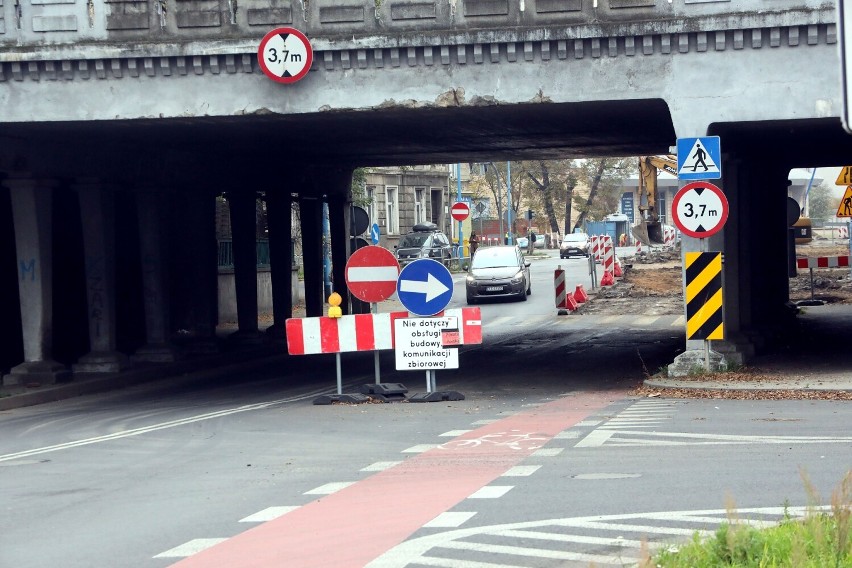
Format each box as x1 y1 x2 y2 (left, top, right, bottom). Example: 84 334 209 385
573 285 589 303
564 294 579 311
601 271 615 286
614 259 623 277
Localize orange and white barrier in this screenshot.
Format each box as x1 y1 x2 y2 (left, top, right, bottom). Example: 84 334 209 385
555 267 567 308
286 308 482 355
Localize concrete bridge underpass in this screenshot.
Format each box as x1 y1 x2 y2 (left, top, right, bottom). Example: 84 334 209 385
2 0 852 385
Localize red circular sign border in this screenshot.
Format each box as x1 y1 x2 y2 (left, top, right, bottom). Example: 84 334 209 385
344 245 400 303
257 27 314 85
451 202 471 222
671 181 729 239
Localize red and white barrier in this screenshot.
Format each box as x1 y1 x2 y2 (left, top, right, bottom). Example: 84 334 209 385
664 226 676 247
600 238 615 286
796 256 850 269
555 267 567 308
636 240 642 254
286 308 483 355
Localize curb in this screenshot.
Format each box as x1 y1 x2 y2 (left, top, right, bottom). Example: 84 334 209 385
643 378 852 392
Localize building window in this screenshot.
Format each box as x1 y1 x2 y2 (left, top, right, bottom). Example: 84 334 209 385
367 186 377 228
658 194 667 224
415 188 425 225
386 186 399 234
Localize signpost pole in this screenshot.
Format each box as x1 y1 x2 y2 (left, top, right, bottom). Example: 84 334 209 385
336 352 342 395
372 302 381 384
456 164 464 259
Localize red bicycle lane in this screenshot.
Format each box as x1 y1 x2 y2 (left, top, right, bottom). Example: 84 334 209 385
170 389 627 568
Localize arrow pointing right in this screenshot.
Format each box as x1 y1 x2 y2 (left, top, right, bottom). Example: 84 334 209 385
399 273 450 302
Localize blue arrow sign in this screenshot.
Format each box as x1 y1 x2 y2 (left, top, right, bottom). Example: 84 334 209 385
370 223 380 244
396 259 454 316
677 136 722 180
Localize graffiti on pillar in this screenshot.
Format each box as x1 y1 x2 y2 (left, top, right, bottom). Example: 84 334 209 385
19 258 36 281
87 255 105 338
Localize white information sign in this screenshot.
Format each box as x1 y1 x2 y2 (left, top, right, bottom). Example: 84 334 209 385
394 317 459 371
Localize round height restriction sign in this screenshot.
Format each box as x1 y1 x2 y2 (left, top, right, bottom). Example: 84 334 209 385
671 181 729 239
257 27 313 84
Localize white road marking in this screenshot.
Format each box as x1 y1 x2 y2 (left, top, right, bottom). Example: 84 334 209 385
361 461 402 472
672 315 686 326
0 387 336 463
438 540 629 564
502 465 541 477
402 444 440 453
424 512 478 528
630 316 660 326
440 430 473 437
469 486 513 499
153 538 227 558
239 506 299 522
578 429 852 447
532 447 564 456
368 506 828 568
553 430 580 439
470 419 499 425
574 420 601 427
304 481 356 495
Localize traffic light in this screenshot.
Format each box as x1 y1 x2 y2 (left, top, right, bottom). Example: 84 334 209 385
527 209 534 220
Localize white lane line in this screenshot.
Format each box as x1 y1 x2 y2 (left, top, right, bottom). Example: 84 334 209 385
575 430 615 447
566 519 710 536
574 420 601 427
553 431 580 439
471 419 499 425
424 512 478 528
402 444 440 453
630 316 660 326
0 388 334 463
440 430 473 437
239 506 299 523
469 486 513 499
672 315 686 326
532 448 563 457
495 528 644 547
436 540 629 565
305 481 356 495
409 556 528 568
361 461 402 472
502 465 541 477
153 538 227 558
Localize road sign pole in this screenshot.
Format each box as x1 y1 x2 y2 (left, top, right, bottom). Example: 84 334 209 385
336 352 342 395
456 164 464 259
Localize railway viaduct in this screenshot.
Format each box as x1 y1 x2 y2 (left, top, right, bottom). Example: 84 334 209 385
1 0 851 383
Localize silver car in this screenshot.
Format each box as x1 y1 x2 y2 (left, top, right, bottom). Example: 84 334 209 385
465 245 531 304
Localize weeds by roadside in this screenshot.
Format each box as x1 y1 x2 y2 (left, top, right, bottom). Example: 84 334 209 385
638 471 852 567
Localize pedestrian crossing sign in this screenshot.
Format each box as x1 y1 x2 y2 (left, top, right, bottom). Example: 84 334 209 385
837 186 852 217
676 136 722 180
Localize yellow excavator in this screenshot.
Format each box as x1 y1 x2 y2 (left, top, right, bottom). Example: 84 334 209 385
631 155 677 247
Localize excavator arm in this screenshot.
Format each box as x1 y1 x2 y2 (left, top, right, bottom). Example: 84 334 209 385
631 155 677 247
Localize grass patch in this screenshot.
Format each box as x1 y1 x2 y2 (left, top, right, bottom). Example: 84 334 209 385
641 471 852 567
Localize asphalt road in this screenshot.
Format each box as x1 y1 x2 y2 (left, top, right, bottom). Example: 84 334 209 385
2 251 850 568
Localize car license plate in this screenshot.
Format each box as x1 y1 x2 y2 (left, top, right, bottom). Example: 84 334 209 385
486 286 503 292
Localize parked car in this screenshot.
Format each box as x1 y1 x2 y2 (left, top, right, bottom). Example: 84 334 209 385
395 222 452 266
465 245 531 304
560 232 590 258
516 236 529 249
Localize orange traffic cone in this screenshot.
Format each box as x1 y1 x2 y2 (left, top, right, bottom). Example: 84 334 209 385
573 285 589 303
565 294 579 311
614 259 623 277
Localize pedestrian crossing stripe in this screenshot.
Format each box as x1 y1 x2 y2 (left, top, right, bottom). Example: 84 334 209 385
685 252 724 340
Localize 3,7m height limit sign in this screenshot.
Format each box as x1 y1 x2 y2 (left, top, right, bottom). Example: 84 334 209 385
258 27 313 84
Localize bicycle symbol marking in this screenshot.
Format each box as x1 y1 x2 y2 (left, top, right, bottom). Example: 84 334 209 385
439 430 548 451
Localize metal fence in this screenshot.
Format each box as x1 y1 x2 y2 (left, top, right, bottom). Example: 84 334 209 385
217 239 271 269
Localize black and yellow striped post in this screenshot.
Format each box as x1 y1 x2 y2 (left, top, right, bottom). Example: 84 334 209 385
685 252 724 340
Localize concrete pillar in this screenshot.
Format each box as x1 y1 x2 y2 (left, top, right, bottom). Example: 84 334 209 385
132 190 180 363
72 181 129 373
326 191 355 315
227 190 264 344
181 190 219 354
2 177 70 385
299 197 324 317
265 189 293 337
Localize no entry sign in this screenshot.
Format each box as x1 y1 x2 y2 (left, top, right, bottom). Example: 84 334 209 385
451 202 470 222
344 246 400 303
257 27 313 84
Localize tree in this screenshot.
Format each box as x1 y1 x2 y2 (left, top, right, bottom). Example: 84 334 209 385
808 180 839 223
571 157 634 232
